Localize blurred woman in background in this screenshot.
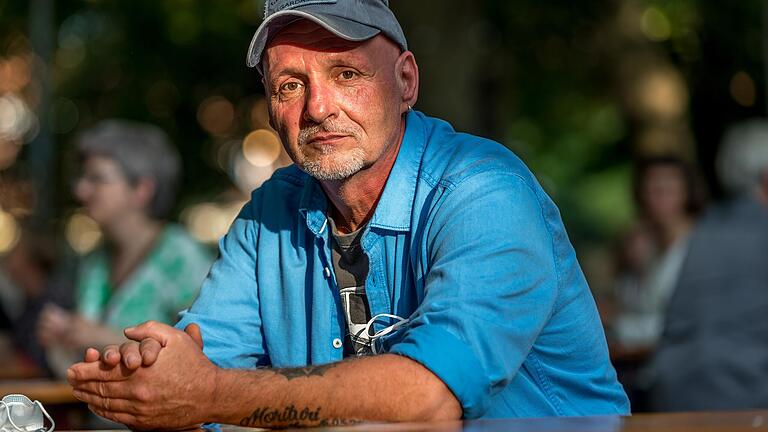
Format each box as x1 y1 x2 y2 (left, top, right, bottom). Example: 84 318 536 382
609 155 706 411
37 120 212 375
612 155 706 350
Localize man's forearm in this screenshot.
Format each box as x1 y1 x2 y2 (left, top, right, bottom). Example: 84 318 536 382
208 354 461 428
67 323 461 430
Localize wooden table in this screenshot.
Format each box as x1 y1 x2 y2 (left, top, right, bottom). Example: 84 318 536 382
215 411 768 432
0 379 79 404
19 407 767 431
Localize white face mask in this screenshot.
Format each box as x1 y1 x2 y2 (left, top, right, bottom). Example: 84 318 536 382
0 395 55 432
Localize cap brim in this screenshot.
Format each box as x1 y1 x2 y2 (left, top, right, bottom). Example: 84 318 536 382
247 9 381 69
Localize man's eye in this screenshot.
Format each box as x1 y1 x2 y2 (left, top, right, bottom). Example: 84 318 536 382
340 70 356 80
280 82 302 93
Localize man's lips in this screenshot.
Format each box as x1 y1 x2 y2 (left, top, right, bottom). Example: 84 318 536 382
305 133 350 146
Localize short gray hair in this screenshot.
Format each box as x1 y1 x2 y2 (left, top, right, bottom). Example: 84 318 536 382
76 119 181 220
717 119 768 195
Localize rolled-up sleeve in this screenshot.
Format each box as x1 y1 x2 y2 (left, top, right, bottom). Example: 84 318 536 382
387 170 559 418
176 191 267 369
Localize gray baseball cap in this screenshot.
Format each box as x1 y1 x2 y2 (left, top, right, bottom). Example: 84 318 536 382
247 0 408 71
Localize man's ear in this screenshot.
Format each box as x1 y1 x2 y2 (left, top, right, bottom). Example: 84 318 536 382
395 51 419 114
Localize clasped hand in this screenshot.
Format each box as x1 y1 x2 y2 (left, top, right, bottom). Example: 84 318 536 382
67 321 219 431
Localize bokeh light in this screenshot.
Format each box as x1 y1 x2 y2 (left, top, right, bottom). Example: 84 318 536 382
633 68 688 121
197 95 235 137
641 7 672 42
182 201 245 245
0 55 32 93
0 93 36 142
0 209 21 255
230 129 292 194
55 34 86 70
233 151 277 194
242 129 282 167
65 211 103 255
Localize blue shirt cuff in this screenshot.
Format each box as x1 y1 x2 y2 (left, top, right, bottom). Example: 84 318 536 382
388 324 490 418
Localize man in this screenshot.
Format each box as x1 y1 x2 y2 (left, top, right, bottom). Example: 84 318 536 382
67 1 629 428
649 119 768 411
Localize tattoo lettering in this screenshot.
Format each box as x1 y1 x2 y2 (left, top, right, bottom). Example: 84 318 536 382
274 363 337 380
319 418 364 427
239 405 322 427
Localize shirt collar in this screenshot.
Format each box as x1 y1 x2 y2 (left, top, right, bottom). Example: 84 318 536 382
298 110 427 235
369 110 427 232
299 174 329 237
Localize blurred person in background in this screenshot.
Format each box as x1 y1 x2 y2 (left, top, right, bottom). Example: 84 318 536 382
37 120 212 376
612 156 706 352
608 156 705 411
649 119 768 411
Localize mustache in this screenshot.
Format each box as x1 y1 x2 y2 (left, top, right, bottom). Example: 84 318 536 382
298 121 361 146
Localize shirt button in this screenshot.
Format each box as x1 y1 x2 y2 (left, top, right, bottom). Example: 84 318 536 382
332 338 343 349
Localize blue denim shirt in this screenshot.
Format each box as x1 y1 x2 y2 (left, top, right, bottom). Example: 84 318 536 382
177 110 630 418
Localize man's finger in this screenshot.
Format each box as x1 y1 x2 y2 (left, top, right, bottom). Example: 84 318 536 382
67 361 130 385
72 380 136 400
184 323 204 349
123 321 173 346
101 345 122 367
139 338 162 366
119 342 142 370
84 348 101 363
74 389 135 413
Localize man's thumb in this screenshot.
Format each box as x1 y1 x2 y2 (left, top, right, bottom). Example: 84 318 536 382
185 323 204 349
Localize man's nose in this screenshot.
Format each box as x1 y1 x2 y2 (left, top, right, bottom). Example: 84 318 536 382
303 81 338 124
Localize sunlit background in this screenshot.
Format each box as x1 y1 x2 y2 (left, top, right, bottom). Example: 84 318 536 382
0 0 764 292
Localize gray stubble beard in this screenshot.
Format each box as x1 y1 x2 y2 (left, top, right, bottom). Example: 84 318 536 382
295 121 366 181
300 148 366 181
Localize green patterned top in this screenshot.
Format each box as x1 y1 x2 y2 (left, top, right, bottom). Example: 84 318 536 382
76 224 213 331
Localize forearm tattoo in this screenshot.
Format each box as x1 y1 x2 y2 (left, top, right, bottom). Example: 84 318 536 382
239 405 321 427
238 405 362 428
238 362 364 427
319 418 364 427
